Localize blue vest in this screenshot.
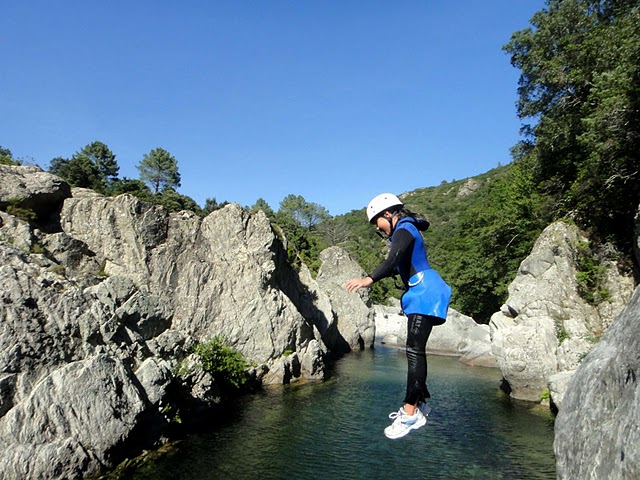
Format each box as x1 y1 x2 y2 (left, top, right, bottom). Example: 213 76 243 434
394 218 451 320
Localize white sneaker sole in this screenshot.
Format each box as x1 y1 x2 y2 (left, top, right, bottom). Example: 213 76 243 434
384 415 427 439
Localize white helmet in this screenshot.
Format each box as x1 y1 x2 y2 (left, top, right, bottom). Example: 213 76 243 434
366 193 403 223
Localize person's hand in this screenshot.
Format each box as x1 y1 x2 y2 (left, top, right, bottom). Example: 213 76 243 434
345 276 373 292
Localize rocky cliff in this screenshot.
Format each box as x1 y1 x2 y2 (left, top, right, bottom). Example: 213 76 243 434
0 165 374 479
552 206 640 478
554 285 640 479
489 221 634 403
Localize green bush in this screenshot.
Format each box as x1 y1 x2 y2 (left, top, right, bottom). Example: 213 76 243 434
540 388 550 402
555 321 569 343
574 240 611 305
193 336 249 388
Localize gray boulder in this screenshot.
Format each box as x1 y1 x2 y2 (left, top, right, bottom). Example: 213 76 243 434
490 221 634 402
547 370 575 411
0 165 71 223
0 168 389 479
289 263 337 354
60 189 168 284
635 204 640 268
0 355 147 480
0 211 37 252
316 246 375 351
0 226 184 479
429 309 495 368
554 286 640 479
373 301 405 346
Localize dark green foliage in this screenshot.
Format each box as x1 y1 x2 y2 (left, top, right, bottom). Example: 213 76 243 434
275 207 328 275
107 177 154 202
400 164 546 322
278 194 330 228
504 0 640 256
193 337 249 388
76 141 119 182
137 147 181 193
49 155 104 191
250 198 275 218
574 239 613 304
48 141 119 193
202 197 230 216
0 146 19 165
273 195 330 276
155 187 202 214
311 164 548 320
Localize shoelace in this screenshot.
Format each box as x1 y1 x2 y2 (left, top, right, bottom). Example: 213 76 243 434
388 409 414 425
388 410 403 420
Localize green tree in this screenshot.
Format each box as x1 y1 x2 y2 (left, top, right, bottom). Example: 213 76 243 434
316 216 353 246
137 147 181 193
435 163 544 320
193 337 249 389
108 177 153 202
0 146 19 165
273 195 331 275
504 0 640 254
277 194 330 229
250 198 275 219
49 155 104 191
48 141 118 192
75 141 119 182
202 197 229 216
155 187 201 214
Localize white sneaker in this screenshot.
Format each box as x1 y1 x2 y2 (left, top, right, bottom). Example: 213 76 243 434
418 402 432 417
384 407 426 439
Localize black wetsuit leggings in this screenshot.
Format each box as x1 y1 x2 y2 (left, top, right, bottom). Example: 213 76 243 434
404 314 439 405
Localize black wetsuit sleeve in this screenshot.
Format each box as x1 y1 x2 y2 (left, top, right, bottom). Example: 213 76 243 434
368 229 414 282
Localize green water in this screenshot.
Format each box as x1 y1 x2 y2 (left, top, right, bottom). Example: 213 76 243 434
116 347 556 480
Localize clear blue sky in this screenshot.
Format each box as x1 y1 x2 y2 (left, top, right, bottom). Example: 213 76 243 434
1 1 545 216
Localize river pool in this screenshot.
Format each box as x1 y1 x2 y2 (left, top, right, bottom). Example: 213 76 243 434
109 346 556 480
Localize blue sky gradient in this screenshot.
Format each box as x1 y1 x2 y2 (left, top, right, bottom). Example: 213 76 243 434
1 1 546 215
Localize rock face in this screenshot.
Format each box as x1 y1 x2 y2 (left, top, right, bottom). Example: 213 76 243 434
315 247 375 351
636 204 640 271
554 285 640 480
489 221 634 402
0 166 374 478
0 165 71 225
59 189 326 377
0 355 148 479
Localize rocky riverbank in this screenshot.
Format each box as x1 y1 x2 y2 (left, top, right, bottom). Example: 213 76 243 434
0 165 375 478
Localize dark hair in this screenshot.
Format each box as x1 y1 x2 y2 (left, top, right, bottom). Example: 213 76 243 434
393 206 425 221
393 207 430 231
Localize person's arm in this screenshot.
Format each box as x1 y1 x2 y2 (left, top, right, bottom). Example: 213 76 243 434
368 228 413 282
344 229 413 292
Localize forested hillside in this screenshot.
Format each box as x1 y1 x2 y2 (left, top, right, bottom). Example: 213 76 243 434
317 163 546 323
